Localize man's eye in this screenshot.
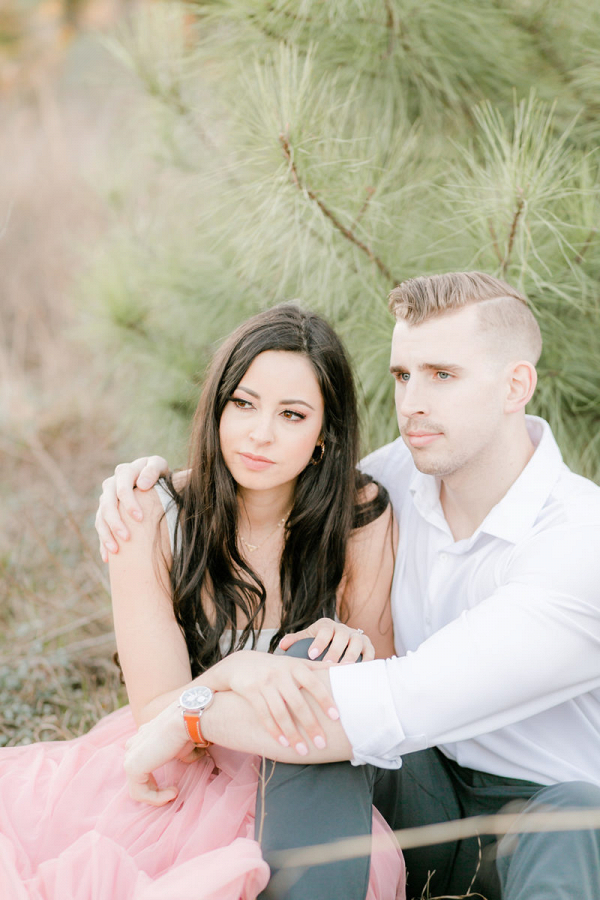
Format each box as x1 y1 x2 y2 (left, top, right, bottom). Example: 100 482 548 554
394 372 410 382
436 372 451 380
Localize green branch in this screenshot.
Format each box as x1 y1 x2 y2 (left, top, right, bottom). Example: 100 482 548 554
501 192 525 276
279 132 396 285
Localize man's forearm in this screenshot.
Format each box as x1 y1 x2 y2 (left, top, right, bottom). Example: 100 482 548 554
203 670 354 763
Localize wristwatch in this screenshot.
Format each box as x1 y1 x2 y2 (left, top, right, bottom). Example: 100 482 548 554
179 685 214 748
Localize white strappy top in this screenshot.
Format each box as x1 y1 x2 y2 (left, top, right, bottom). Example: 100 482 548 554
154 481 283 656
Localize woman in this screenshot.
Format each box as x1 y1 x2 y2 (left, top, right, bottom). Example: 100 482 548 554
0 305 404 899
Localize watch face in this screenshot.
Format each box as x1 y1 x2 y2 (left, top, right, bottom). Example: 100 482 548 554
180 685 213 712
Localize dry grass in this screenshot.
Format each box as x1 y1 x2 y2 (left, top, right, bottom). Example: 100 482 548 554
0 48 132 744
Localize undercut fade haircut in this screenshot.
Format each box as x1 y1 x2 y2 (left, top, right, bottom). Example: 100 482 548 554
388 271 542 365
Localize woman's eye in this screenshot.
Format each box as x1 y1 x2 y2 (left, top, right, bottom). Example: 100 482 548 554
281 409 306 421
231 397 252 409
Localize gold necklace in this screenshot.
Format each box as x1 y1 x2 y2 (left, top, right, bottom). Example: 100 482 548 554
239 514 289 553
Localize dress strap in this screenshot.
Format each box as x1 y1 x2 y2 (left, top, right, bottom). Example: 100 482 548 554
153 479 179 553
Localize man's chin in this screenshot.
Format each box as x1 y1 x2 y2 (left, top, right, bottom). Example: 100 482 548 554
408 448 454 477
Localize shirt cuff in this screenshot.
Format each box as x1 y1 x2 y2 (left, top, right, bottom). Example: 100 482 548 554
329 658 406 768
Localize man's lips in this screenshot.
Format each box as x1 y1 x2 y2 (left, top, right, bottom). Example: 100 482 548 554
404 431 443 448
239 452 275 471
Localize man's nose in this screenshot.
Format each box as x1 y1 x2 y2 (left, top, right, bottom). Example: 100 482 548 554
398 380 428 418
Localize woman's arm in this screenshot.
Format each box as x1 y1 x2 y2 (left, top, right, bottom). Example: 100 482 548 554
342 493 397 659
280 490 397 662
109 487 339 758
108 487 193 725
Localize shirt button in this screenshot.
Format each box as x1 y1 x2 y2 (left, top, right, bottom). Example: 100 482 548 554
439 552 448 562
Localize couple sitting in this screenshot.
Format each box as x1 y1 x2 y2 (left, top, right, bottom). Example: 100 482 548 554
1 271 599 900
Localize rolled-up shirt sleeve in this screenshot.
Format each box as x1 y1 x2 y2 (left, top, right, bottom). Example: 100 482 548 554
330 524 600 768
329 659 407 767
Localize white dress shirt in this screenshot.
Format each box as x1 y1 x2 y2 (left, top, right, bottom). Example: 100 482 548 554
329 417 600 785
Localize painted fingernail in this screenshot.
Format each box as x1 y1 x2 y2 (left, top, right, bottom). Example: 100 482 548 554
295 742 308 756
116 530 128 540
138 478 151 489
308 648 319 659
313 735 326 749
131 510 143 521
328 707 340 720
105 541 118 554
278 735 290 747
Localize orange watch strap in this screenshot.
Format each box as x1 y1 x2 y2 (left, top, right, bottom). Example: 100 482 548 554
182 711 212 749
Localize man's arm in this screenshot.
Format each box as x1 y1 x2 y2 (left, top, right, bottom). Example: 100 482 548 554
329 523 600 768
96 456 169 561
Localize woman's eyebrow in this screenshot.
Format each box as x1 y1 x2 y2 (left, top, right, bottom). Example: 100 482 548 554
236 384 258 397
236 385 315 410
280 398 315 410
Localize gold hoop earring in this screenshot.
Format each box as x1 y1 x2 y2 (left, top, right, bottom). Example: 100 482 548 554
310 439 325 465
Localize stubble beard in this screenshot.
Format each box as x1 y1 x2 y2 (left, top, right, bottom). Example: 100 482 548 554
400 420 461 477
402 432 471 479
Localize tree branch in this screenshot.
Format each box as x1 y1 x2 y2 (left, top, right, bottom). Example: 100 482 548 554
279 132 396 285
501 191 525 275
574 228 597 265
351 186 376 230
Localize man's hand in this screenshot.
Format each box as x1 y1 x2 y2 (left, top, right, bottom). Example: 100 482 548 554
96 455 168 561
278 618 375 663
209 651 339 756
124 701 204 805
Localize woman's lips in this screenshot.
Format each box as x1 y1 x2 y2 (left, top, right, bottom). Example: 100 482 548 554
239 452 275 471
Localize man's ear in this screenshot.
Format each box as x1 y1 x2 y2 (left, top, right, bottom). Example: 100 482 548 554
505 361 537 413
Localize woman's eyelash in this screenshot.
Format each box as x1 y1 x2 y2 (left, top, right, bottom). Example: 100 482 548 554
230 397 252 408
228 397 306 420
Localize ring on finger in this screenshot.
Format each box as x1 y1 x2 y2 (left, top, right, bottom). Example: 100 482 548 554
355 628 364 635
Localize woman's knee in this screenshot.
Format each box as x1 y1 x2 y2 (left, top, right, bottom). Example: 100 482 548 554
282 637 362 662
282 638 314 660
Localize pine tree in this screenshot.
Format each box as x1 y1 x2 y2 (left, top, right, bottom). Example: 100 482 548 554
87 0 600 480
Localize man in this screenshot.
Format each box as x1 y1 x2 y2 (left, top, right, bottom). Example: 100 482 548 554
97 272 600 899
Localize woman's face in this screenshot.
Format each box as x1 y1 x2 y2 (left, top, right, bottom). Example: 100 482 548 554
219 350 325 495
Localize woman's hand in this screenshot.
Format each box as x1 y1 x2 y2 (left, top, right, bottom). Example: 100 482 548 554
209 650 339 756
124 701 203 806
96 456 168 561
278 618 375 663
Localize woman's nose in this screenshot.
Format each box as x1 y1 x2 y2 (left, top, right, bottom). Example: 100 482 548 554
249 415 274 444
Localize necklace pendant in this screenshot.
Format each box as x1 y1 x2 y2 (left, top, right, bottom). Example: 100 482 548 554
239 513 289 555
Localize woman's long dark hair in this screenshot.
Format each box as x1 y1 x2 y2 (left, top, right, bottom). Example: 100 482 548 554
163 304 388 676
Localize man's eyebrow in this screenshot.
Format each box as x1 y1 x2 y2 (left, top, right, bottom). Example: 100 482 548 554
389 363 465 374
235 385 315 410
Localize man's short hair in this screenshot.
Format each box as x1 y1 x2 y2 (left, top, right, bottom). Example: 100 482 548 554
388 271 542 365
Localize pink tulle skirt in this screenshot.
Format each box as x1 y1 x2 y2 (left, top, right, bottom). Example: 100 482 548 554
0 706 405 899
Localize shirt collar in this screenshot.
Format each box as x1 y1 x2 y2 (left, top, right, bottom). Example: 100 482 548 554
409 416 564 546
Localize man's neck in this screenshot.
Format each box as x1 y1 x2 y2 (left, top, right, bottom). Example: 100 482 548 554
440 423 536 542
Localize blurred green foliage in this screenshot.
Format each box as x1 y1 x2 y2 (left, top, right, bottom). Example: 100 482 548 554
87 0 600 479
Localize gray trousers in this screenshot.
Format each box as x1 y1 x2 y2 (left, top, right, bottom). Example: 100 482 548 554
255 640 600 900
